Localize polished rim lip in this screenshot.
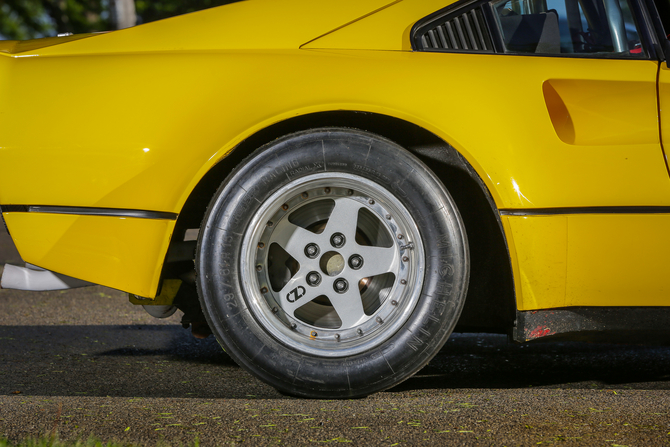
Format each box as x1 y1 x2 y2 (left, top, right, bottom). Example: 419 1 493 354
240 172 425 358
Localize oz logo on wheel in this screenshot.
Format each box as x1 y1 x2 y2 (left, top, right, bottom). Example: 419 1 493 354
286 286 306 303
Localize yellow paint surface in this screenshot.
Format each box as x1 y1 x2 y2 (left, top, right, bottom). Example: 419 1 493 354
506 214 670 310
3 212 174 297
1 0 669 304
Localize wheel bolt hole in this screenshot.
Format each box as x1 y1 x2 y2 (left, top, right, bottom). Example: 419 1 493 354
348 254 363 270
306 271 322 287
330 232 346 248
333 278 349 293
304 243 320 259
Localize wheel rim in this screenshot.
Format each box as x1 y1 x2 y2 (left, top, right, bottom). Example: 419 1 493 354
241 173 425 357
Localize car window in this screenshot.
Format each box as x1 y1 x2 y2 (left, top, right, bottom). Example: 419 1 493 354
490 0 644 56
652 0 670 36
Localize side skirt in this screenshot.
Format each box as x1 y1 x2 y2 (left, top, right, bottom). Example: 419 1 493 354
514 307 670 345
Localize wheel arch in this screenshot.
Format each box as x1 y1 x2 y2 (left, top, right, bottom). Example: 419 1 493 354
167 110 517 333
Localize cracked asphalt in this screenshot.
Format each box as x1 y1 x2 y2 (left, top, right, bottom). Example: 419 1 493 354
1 231 669 446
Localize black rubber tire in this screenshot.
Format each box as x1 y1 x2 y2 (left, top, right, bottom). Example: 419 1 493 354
196 128 469 398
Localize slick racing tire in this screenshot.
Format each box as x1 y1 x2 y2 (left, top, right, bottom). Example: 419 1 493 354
196 128 469 398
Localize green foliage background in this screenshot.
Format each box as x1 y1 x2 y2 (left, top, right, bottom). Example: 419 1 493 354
0 0 236 40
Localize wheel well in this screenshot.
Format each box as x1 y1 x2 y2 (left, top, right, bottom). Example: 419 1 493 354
166 111 516 333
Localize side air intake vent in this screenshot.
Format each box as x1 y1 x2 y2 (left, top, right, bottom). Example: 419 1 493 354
415 7 493 52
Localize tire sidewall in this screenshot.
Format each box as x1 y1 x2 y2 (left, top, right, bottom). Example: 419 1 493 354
197 128 469 398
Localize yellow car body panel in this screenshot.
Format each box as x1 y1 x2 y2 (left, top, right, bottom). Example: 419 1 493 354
1 51 664 211
2 212 174 297
504 214 670 310
1 0 669 306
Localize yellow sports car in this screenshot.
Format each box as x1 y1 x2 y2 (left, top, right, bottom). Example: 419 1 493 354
1 0 670 397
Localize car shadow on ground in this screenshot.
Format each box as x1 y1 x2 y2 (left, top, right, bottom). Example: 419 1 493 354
392 332 670 392
2 325 670 399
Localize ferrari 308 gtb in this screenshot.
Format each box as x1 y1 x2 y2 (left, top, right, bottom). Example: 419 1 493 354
2 0 670 397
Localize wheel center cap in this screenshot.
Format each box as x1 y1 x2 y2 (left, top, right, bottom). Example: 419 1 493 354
320 251 345 276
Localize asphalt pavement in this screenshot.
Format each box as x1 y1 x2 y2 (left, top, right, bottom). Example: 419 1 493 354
1 231 669 446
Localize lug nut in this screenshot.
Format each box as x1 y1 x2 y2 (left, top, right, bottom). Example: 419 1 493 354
304 243 320 259
330 232 346 248
348 254 363 270
333 278 349 293
306 271 322 287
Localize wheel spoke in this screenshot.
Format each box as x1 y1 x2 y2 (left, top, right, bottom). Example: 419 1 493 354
271 221 320 262
330 288 367 329
356 245 398 278
323 198 362 242
277 270 324 315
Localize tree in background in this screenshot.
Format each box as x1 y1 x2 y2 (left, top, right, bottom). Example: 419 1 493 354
0 0 236 40
0 0 108 39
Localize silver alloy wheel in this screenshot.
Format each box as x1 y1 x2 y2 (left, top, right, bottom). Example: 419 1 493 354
241 173 425 357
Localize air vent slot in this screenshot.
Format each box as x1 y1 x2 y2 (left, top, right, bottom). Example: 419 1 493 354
416 7 493 52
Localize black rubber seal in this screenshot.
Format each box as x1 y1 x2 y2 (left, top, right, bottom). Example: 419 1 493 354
500 206 670 216
0 205 177 220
